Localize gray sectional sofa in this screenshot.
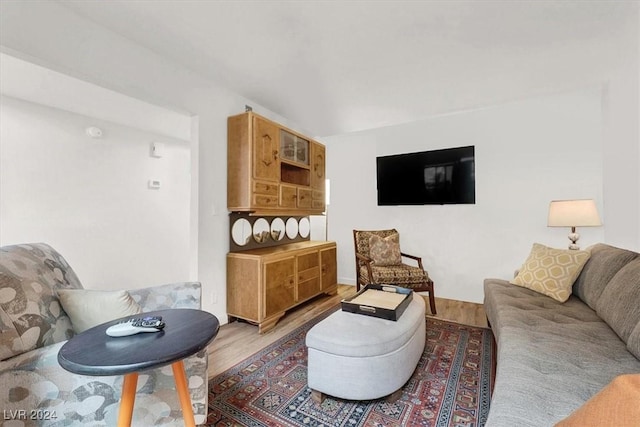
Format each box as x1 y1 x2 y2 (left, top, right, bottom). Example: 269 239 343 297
484 243 640 426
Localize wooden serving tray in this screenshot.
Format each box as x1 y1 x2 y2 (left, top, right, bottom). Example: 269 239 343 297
341 284 412 321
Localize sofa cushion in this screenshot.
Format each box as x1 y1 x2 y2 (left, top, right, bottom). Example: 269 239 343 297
572 243 638 310
0 243 83 360
595 258 640 348
555 374 640 427
57 289 143 333
511 243 590 302
628 321 640 360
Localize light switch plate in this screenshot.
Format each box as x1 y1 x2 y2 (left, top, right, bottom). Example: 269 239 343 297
151 142 165 158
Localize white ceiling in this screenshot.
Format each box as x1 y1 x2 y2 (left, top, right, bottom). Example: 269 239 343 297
57 0 637 137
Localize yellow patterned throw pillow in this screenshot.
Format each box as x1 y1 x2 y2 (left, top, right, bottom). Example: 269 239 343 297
510 243 591 302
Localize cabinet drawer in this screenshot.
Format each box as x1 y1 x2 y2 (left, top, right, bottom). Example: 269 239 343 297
298 276 320 302
299 265 320 282
253 181 278 196
297 188 312 208
297 251 319 270
312 190 324 200
280 185 297 208
253 194 278 207
312 200 325 210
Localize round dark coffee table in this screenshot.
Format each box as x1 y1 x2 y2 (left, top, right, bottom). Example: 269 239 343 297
58 308 219 427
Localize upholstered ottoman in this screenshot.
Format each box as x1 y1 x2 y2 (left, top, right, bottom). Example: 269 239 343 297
306 293 426 402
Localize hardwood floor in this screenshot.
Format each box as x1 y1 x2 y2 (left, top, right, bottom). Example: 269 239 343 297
207 284 488 379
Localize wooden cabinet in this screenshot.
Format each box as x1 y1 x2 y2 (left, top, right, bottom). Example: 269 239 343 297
227 241 337 333
228 112 326 215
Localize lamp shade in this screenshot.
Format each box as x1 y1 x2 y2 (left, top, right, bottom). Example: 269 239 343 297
548 199 601 227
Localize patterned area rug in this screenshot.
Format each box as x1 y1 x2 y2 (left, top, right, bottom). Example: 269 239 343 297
206 311 494 427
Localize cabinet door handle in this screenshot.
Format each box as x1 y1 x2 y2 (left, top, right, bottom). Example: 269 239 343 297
273 149 279 160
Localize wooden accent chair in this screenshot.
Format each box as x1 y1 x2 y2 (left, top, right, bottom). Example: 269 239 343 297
353 229 436 314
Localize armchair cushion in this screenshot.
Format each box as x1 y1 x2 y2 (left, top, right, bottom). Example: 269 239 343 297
57 289 143 333
1 281 208 426
0 337 207 425
359 264 429 288
369 233 402 265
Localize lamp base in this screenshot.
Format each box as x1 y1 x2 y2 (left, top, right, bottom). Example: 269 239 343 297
568 228 580 250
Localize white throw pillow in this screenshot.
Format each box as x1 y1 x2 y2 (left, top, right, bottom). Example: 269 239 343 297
57 289 143 333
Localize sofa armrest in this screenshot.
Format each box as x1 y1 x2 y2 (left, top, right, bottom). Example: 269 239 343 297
129 281 201 312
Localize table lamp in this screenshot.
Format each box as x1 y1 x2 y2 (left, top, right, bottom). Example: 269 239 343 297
547 199 602 250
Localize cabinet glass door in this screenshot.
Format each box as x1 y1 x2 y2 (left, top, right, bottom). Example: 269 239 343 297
280 130 309 166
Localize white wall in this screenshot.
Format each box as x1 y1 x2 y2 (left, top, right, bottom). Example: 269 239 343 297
0 1 309 323
324 87 605 303
0 96 191 289
601 53 640 251
0 1 636 313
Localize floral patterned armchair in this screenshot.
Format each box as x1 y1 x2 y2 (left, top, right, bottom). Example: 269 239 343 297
353 229 437 314
0 243 207 426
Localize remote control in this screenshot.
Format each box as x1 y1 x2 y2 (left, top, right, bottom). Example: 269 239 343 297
114 315 163 325
106 318 165 337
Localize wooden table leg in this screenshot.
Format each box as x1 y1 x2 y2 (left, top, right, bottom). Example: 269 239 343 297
117 372 139 427
172 360 196 427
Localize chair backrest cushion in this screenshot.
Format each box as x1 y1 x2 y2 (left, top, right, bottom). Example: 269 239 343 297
368 233 402 265
0 243 83 360
354 229 399 259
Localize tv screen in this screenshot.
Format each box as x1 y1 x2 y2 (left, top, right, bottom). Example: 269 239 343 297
376 146 475 205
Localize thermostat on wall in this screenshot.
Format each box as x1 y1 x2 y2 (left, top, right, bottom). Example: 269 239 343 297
148 179 161 189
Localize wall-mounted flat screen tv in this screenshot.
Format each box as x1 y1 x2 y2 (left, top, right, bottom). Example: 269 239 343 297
376 146 475 205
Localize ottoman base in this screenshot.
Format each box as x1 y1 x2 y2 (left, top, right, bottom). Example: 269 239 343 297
311 388 403 404
306 294 426 401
